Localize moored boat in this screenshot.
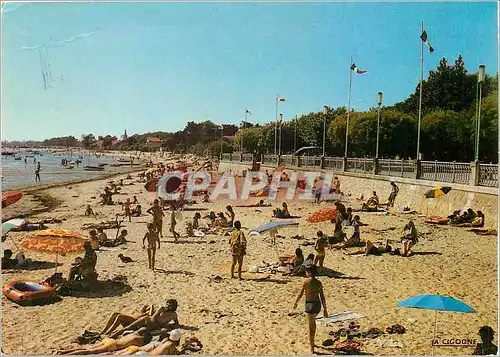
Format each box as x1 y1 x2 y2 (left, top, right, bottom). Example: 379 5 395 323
84 166 104 171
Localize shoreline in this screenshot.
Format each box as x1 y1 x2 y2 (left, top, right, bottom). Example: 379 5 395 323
3 166 146 194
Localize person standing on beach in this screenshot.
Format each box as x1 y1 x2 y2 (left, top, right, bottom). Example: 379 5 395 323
123 198 132 222
143 223 160 270
34 164 41 182
314 231 327 267
388 182 399 207
170 207 180 242
229 221 246 280
147 199 165 238
293 265 328 354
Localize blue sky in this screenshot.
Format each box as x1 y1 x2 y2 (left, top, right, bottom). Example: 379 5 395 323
1 1 498 141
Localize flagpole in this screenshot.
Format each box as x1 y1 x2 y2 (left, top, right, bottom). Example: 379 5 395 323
242 110 247 153
275 94 279 156
345 55 353 157
293 115 297 153
417 20 424 160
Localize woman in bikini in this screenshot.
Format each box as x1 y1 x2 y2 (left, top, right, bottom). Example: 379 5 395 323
55 327 151 355
293 265 328 354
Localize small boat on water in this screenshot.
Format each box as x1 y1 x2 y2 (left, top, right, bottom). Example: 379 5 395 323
84 166 104 171
1 152 15 156
117 158 131 163
14 157 22 160
98 163 108 167
65 165 75 169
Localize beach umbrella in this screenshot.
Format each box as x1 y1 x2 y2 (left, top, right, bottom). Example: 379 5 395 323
21 229 89 273
2 191 23 208
307 207 337 223
250 220 299 261
397 294 475 354
250 220 299 234
424 187 452 199
2 218 27 236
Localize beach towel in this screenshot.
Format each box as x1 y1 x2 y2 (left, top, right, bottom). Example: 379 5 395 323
317 311 364 325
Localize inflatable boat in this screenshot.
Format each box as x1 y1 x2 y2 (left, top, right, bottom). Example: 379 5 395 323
2 280 56 306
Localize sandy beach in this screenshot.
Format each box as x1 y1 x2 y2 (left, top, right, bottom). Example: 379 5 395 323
1 161 498 355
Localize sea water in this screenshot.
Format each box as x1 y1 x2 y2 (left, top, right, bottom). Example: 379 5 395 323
1 152 137 190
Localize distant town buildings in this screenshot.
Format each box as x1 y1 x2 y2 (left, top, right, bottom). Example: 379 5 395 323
146 136 162 150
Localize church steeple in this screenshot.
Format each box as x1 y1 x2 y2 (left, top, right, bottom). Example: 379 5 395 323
122 129 128 141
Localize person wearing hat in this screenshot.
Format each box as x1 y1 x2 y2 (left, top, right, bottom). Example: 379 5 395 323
149 329 182 355
473 326 498 355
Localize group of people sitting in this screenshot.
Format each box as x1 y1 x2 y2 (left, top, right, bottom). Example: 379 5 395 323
88 228 128 249
1 249 29 269
273 202 291 218
449 208 485 227
55 299 200 355
351 220 419 257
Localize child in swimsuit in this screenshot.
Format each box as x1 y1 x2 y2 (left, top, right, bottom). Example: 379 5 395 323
123 199 132 222
143 223 160 270
170 210 180 242
314 231 327 267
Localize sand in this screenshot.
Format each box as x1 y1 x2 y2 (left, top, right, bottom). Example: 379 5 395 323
1 162 498 355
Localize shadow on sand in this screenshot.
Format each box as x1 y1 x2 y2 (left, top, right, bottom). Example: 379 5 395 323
154 268 195 277
2 261 63 272
412 251 442 256
71 279 133 298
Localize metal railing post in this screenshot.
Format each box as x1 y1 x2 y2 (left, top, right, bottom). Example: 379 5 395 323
373 158 378 175
470 160 480 186
342 157 348 172
434 161 438 181
452 161 456 183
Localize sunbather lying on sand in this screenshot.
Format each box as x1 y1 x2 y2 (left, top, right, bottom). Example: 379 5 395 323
100 304 159 335
108 299 179 339
236 200 271 208
454 211 484 227
55 327 151 355
109 329 182 355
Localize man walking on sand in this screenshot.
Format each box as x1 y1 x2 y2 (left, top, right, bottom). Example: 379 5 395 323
143 223 160 270
293 265 328 354
147 199 165 238
229 221 246 280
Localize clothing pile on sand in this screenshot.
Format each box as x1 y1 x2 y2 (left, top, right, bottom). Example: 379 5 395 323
321 322 407 354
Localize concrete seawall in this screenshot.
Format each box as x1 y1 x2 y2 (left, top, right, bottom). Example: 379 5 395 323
219 161 499 229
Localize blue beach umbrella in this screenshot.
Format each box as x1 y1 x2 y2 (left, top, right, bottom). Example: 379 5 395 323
250 221 299 259
397 294 475 312
397 294 475 354
250 220 299 234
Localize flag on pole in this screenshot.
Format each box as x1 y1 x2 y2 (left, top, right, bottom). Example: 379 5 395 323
246 109 252 115
278 98 286 102
420 30 434 53
350 63 367 74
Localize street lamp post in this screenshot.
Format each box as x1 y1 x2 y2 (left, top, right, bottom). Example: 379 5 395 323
376 92 383 158
220 124 223 159
475 65 485 161
322 106 328 157
278 113 283 156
